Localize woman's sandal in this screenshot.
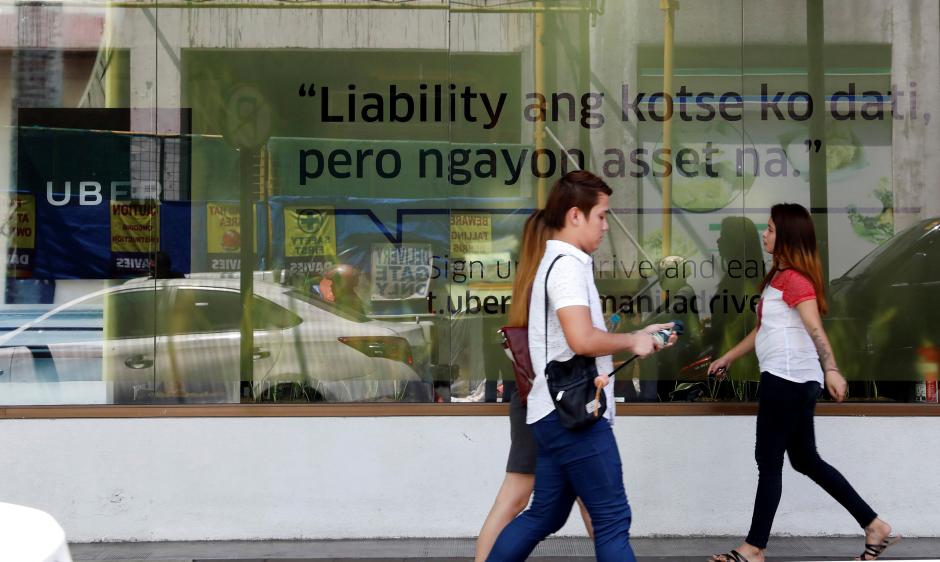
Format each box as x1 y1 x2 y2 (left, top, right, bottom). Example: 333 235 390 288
856 535 902 560
709 550 751 562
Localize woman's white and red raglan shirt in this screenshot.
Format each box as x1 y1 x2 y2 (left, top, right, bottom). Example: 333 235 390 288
755 269 824 385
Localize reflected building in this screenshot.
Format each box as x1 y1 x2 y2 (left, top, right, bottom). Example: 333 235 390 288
0 0 938 406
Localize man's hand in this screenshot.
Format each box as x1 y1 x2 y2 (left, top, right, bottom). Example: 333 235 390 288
647 322 677 350
631 322 676 357
629 331 657 357
594 374 610 389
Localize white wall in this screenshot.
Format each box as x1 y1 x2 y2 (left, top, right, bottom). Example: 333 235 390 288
0 415 936 542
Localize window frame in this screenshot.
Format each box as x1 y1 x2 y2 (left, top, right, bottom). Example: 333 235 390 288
1 402 938 419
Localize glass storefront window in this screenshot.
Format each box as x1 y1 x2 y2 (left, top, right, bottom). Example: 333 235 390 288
1 0 938 407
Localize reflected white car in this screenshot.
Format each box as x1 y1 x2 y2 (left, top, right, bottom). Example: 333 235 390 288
0 279 432 405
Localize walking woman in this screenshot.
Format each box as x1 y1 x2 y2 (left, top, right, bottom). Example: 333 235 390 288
487 170 674 562
475 209 594 561
707 203 898 562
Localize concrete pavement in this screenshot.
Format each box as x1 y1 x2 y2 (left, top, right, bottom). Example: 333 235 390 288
70 536 940 561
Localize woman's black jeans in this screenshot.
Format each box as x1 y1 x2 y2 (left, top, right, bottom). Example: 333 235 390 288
746 372 878 549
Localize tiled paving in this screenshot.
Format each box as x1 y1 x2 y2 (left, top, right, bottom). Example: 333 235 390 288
70 536 940 561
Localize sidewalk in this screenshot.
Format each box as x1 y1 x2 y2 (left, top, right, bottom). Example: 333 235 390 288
70 536 940 561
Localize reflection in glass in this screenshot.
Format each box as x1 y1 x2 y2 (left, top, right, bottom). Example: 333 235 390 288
1 0 938 406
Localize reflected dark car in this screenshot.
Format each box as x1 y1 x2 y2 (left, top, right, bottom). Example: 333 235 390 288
0 278 432 405
825 218 940 400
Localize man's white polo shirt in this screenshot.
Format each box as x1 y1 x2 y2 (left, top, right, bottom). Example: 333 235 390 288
526 239 614 425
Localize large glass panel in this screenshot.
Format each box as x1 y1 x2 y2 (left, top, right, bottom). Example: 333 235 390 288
625 0 748 402
1 0 938 406
1 0 161 405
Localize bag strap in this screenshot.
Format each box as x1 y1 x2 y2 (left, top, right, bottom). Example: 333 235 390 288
544 254 569 368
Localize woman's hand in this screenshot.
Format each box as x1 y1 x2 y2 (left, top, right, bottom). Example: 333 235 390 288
594 373 610 389
708 355 732 379
825 369 847 402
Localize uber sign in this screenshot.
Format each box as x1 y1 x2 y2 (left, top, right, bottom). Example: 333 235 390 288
45 181 162 206
17 108 192 280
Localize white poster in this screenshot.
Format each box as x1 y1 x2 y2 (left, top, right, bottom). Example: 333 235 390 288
370 243 433 301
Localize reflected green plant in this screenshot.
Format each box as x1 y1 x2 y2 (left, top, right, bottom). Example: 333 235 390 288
641 231 699 265
848 178 894 244
826 124 862 173
671 161 757 213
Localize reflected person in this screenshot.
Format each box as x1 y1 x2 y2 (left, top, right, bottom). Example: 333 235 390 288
705 217 762 389
632 255 704 401
325 264 366 316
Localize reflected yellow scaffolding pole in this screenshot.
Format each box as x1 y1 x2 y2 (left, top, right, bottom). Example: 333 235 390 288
104 3 124 108
660 0 677 258
535 0 547 207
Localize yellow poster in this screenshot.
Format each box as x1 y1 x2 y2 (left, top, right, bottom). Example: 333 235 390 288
10 194 35 249
207 203 242 253
5 194 36 276
284 206 336 257
110 201 159 253
450 213 492 256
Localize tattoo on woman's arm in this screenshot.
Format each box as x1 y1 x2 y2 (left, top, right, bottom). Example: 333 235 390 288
810 327 839 373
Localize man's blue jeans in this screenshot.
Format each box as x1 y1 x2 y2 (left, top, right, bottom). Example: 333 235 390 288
487 410 636 562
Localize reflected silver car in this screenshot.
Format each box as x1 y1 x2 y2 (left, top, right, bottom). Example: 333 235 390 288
0 278 432 405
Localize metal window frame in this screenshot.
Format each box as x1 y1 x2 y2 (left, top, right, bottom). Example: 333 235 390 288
2 402 938 419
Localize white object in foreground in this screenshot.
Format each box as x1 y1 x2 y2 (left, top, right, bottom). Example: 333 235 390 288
0 502 72 562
